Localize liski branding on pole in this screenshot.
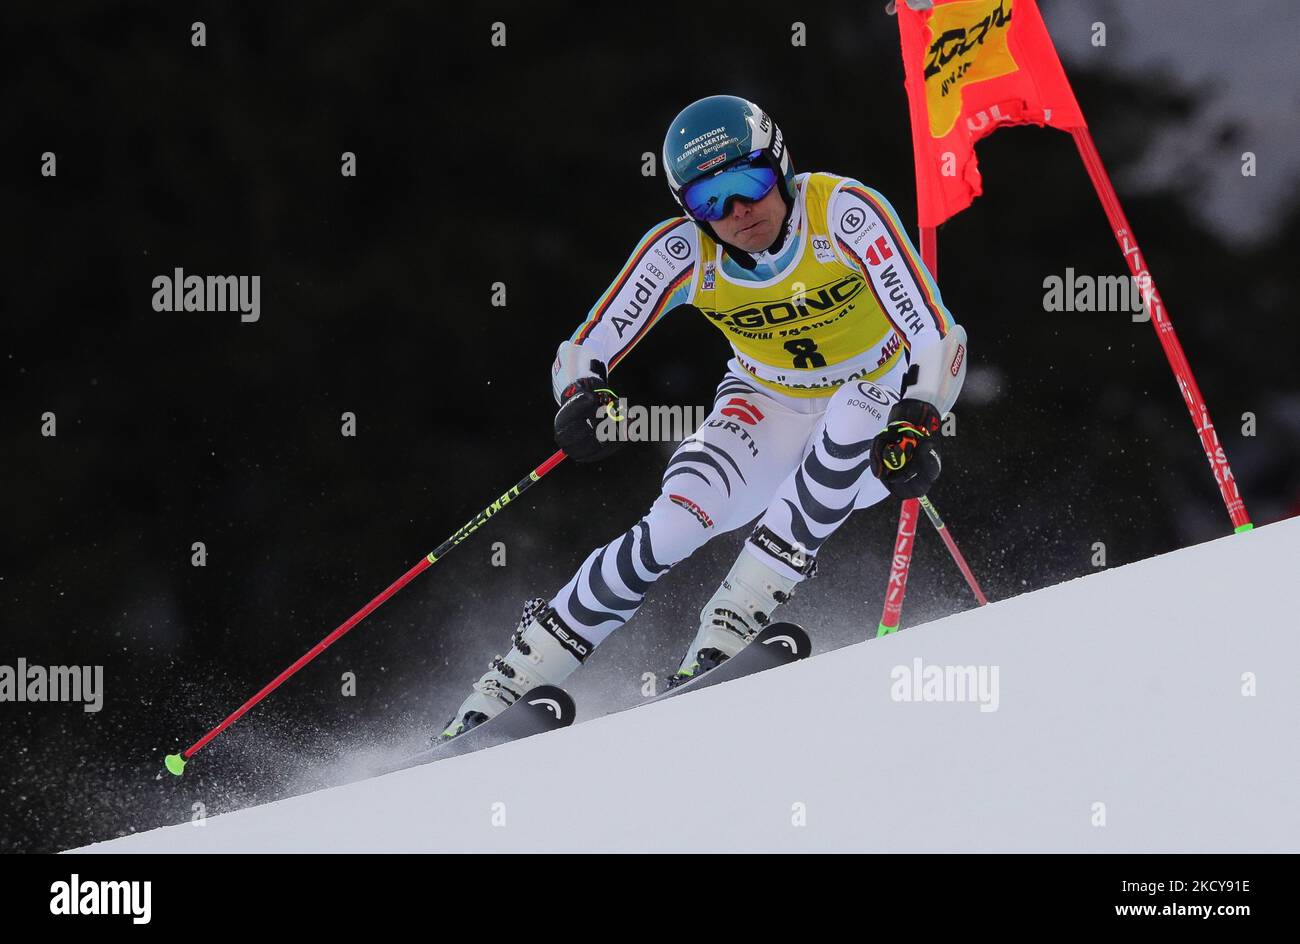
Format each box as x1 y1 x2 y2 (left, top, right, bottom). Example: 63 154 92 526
877 498 920 636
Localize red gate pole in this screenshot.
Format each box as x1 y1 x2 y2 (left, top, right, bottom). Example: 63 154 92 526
1070 127 1251 532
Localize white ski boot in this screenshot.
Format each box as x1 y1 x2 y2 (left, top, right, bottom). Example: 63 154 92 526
673 540 811 686
439 598 584 741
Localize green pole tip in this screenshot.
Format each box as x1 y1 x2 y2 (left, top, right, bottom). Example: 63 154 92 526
1234 523 1254 534
876 622 898 638
164 753 187 776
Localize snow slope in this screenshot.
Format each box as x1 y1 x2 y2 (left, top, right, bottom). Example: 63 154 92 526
75 518 1300 853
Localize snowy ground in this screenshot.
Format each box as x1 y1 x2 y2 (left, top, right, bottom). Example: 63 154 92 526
74 517 1300 853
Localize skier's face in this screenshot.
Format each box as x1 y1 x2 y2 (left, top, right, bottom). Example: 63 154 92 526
710 184 785 253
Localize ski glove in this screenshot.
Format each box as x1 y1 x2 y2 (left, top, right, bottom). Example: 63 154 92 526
554 376 624 463
870 398 943 499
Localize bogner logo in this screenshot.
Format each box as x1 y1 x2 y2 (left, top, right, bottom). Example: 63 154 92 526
839 206 867 234
706 276 862 330
848 381 894 420
855 381 893 405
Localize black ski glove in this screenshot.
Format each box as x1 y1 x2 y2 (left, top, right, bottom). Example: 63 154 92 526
870 398 943 499
554 376 624 462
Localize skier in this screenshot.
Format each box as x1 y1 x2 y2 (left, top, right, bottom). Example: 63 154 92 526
440 94 967 738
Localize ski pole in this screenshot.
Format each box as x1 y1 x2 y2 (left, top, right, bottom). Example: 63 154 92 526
165 449 569 776
917 495 988 606
876 498 920 636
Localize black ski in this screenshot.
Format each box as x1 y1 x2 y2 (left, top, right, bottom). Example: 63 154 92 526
645 621 811 704
375 684 576 776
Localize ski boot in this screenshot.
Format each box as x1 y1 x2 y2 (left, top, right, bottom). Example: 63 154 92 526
670 542 813 688
438 598 583 741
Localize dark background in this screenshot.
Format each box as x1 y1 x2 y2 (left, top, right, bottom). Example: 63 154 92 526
2 1 1297 852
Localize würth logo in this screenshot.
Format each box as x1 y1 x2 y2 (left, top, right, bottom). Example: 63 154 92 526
720 397 764 425
863 235 894 267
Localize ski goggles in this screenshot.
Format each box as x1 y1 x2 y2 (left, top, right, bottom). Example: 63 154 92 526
681 150 779 222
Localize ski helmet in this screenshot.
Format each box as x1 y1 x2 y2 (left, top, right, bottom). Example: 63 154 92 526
663 95 797 267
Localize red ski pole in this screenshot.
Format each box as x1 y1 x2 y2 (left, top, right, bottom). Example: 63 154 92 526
876 494 986 636
165 449 568 776
917 495 987 606
877 498 920 636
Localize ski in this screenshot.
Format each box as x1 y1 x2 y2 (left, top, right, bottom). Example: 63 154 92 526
371 623 808 776
375 684 576 776
645 622 811 704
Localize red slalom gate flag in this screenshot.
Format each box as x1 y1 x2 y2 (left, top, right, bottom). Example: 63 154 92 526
897 0 1085 227
877 0 1250 639
894 0 1250 531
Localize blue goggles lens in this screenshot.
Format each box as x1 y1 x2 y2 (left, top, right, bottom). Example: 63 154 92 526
682 153 778 222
